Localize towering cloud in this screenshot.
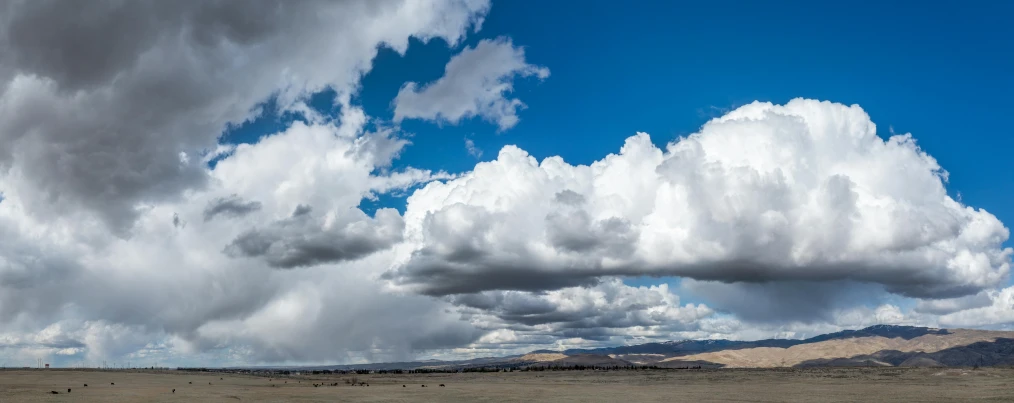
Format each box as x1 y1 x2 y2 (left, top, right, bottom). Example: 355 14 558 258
387 99 1012 298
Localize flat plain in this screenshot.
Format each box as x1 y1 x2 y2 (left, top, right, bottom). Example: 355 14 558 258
2 367 1014 402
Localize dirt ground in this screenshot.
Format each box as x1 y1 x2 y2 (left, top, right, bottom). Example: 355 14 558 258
2 367 1013 402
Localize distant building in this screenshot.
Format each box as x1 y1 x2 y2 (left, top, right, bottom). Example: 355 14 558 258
45 364 50 368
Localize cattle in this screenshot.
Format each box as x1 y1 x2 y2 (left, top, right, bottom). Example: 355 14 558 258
50 391 59 394
440 384 445 387
111 383 115 385
67 389 72 393
172 389 175 393
84 384 88 387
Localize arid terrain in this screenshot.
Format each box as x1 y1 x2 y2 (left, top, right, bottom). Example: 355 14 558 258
3 367 1014 402
5 325 1014 402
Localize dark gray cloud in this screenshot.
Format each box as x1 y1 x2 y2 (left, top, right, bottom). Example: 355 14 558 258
446 279 712 342
203 195 262 222
292 204 313 217
186 270 485 364
0 335 86 350
915 292 994 315
0 223 82 322
383 229 977 298
547 211 637 255
681 279 889 324
385 255 600 296
0 0 488 232
225 208 404 268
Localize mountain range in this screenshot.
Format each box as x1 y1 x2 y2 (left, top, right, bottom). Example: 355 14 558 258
234 325 1014 371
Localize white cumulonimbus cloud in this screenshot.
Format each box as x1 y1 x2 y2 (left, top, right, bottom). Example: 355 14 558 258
393 37 549 131
387 98 1012 299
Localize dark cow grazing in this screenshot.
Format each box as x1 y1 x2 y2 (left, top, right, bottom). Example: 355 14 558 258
84 384 87 387
50 391 59 394
220 378 223 380
68 389 72 393
403 385 406 387
422 385 426 387
111 383 115 385
209 382 212 385
189 381 192 384
172 389 175 393
440 384 445 387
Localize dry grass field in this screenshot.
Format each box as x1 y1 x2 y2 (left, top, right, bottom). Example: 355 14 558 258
2 367 1014 402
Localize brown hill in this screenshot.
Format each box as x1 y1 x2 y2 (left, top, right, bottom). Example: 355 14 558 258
533 354 633 368
511 353 568 362
664 329 1013 368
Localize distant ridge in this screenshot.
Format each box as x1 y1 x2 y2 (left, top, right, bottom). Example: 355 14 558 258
664 326 1011 368
222 326 1014 371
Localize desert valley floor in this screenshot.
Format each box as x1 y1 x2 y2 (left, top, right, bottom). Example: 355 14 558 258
3 367 1014 402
